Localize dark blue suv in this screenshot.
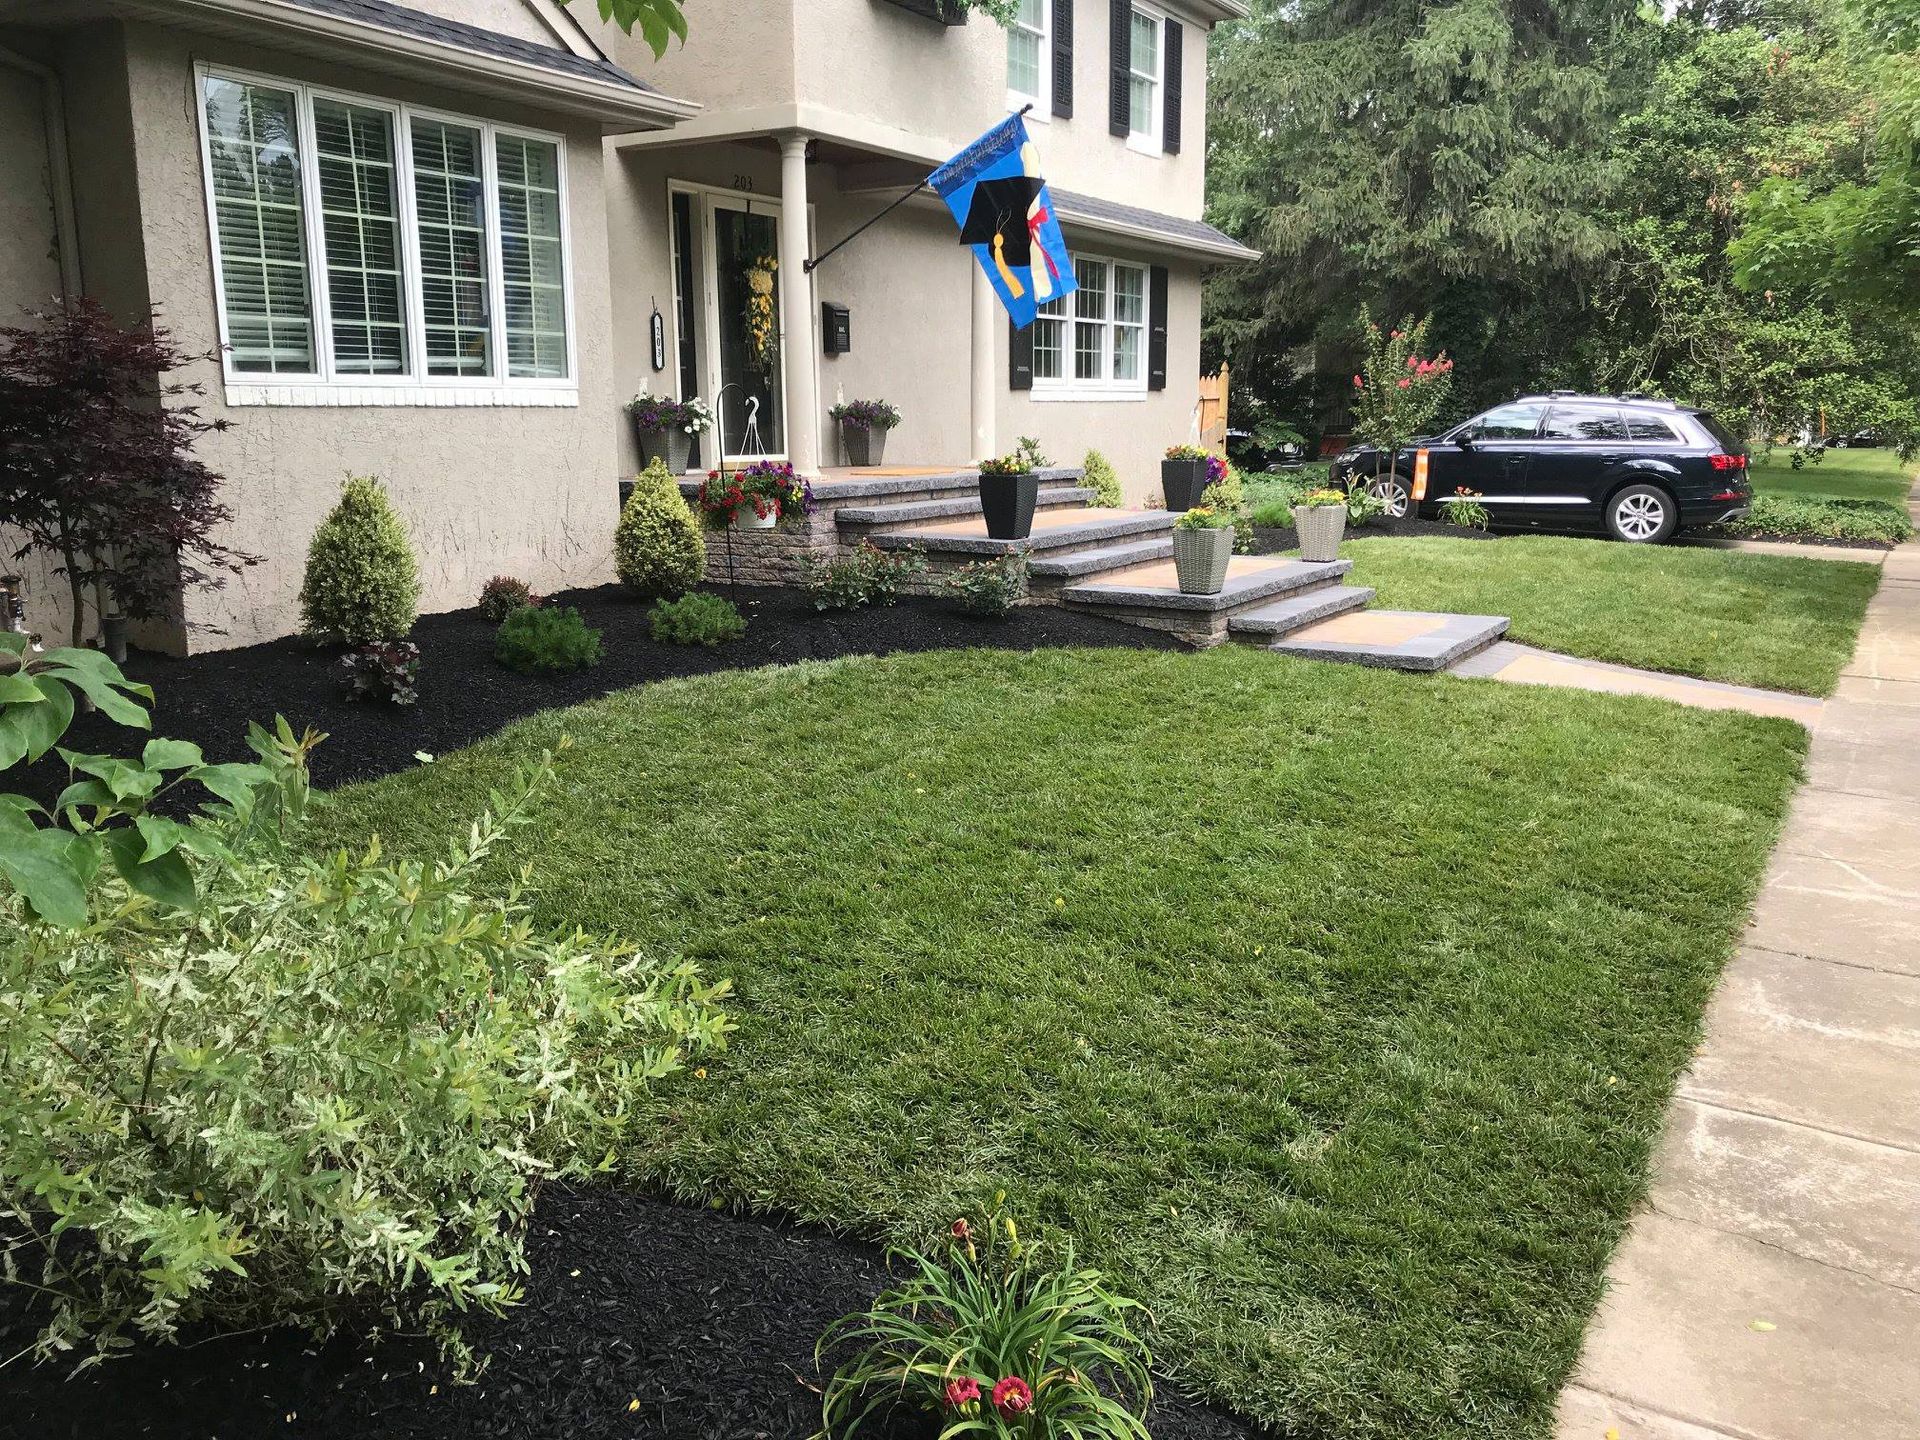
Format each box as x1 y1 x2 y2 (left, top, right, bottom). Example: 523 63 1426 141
1329 393 1753 543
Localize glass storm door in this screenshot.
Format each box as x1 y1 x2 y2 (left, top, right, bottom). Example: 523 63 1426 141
703 197 785 460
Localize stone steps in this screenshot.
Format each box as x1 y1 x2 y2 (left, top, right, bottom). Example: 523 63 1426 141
1227 584 1377 639
1056 556 1354 645
1265 609 1511 672
1026 537 1175 580
836 487 1094 530
867 508 1179 559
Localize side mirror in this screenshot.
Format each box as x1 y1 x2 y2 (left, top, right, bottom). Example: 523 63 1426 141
1454 433 1475 450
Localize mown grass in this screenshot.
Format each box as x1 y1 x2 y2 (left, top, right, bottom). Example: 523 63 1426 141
1750 445 1914 503
316 647 1808 1440
1737 449 1915 542
1344 534 1878 694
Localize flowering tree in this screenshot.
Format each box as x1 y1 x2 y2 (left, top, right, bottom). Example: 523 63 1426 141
0 300 255 647
1349 311 1455 487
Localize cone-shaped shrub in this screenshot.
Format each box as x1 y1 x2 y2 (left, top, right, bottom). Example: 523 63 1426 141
1082 449 1123 508
615 459 706 599
299 476 420 644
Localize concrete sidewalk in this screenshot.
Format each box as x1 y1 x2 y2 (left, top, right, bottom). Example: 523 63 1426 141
1559 518 1920 1437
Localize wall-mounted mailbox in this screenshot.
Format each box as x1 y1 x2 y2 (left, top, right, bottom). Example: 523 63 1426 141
822 302 851 355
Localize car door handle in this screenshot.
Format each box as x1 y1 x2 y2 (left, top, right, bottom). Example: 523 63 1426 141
1598 453 1626 463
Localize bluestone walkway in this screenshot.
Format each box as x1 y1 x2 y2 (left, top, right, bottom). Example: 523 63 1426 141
1558 499 1920 1438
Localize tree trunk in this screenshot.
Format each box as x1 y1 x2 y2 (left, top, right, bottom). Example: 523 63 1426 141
62 548 86 649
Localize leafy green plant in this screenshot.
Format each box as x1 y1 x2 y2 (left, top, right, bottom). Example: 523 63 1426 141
0 694 732 1371
615 459 706 599
299 476 420 646
803 542 927 611
495 605 603 674
818 1200 1152 1440
1198 465 1254 552
1343 483 1391 527
1175 506 1234 531
943 554 1027 618
651 591 747 646
1725 493 1914 544
340 639 420 705
1081 449 1123 508
1013 436 1050 469
478 575 541 621
1444 488 1492 531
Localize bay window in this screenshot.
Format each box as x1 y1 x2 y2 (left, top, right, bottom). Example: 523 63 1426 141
196 66 575 402
1031 249 1149 396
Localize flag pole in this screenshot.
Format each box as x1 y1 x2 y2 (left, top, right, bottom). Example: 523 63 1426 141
803 104 1034 276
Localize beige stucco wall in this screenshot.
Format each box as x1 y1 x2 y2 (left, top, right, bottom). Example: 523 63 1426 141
112 20 620 653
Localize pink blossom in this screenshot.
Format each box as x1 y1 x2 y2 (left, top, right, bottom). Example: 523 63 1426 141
1396 377 1411 389
1352 374 1364 390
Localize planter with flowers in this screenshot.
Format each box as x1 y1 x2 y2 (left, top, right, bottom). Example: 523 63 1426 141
626 391 715 474
829 398 901 467
1294 487 1350 562
1172 506 1235 595
1161 445 1224 513
695 461 814 531
977 452 1039 540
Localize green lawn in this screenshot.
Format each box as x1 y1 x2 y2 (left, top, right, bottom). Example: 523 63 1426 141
1751 445 1915 503
317 647 1808 1440
1343 534 1878 694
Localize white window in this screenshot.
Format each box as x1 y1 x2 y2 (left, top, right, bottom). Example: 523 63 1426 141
1006 0 1050 115
1127 5 1163 154
196 65 576 405
1031 248 1149 398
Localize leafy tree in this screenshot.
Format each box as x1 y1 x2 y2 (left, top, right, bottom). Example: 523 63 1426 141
0 300 255 647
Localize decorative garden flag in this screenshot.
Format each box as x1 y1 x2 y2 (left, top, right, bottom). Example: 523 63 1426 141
930 114 1076 328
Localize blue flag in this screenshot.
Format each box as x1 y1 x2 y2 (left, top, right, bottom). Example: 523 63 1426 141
930 115 1076 329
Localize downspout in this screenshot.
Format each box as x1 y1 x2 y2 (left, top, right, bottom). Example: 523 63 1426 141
0 42 82 300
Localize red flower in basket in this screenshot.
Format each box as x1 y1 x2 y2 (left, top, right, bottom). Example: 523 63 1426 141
991 1376 1034 1417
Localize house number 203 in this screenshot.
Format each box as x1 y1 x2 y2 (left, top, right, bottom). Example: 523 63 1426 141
732 175 755 194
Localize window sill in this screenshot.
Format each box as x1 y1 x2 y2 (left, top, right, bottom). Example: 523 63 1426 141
222 383 580 409
1027 386 1149 403
1124 131 1162 157
1008 91 1049 121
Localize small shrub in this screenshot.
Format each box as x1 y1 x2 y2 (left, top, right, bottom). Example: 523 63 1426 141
819 1203 1152 1440
1081 449 1123 508
478 575 541 621
299 476 420 645
340 639 420 705
651 591 747 646
1248 475 1312 527
1444 488 1492 531
616 459 707 599
1014 435 1050 468
1343 483 1391 527
803 541 927 611
1198 462 1253 552
495 605 602 673
944 554 1027 618
1725 493 1914 544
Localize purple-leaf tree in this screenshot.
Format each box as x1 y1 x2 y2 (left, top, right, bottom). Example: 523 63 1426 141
0 299 257 646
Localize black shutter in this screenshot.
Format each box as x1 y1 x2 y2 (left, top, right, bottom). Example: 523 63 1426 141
1052 0 1074 119
1010 317 1034 391
1109 0 1129 137
1147 265 1168 391
1163 18 1183 154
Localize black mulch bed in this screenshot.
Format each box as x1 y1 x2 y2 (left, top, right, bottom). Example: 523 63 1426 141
1245 514 1500 555
14 584 1180 807
3 1187 1260 1440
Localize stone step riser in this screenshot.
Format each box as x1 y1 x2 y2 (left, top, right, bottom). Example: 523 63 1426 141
868 511 1181 562
1055 559 1355 647
1267 612 1511 673
1227 585 1378 642
837 488 1096 531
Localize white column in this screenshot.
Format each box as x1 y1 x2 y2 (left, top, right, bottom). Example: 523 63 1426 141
970 261 996 462
778 135 821 475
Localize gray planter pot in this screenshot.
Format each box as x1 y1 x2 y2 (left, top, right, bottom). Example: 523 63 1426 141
1161 457 1211 513
635 422 692 474
841 424 889 468
1172 526 1233 595
1293 503 1348 562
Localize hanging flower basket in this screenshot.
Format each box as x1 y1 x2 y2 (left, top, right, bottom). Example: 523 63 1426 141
696 461 814 531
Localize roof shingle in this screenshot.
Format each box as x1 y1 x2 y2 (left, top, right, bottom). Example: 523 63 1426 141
1051 187 1259 261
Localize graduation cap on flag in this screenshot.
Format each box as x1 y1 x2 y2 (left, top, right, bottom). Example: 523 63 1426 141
927 114 1076 328
957 175 1046 269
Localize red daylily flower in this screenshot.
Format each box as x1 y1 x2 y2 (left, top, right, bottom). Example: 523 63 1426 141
945 1376 982 1408
992 1377 1034 1417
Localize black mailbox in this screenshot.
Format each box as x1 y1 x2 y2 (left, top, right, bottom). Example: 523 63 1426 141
822 302 851 355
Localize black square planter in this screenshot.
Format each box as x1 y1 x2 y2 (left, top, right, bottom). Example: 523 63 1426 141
1161 457 1211 513
979 471 1039 540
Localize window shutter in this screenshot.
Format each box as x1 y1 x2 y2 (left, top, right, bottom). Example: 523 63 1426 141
1052 0 1074 119
1109 0 1129 137
1147 264 1168 391
1163 19 1183 154
1010 316 1034 391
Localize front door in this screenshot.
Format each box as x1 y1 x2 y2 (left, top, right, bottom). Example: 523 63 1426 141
703 196 785 461
1443 400 1544 521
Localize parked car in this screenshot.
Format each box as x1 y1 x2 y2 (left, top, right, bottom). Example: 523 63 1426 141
1328 393 1752 543
1831 429 1883 448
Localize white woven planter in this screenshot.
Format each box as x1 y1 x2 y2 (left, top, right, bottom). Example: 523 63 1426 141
1293 504 1347 563
1172 526 1233 595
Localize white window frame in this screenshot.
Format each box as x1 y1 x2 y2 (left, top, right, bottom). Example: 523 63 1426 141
1030 247 1150 403
194 63 579 408
1125 3 1165 157
1006 0 1051 121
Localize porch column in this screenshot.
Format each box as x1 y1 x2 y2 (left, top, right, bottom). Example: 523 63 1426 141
778 135 821 475
970 261 996 462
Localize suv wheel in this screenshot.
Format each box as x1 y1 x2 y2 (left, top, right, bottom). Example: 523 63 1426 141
1366 474 1410 519
1607 484 1677 544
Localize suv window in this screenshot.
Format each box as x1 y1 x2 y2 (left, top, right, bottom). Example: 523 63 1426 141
1624 412 1679 443
1543 406 1628 441
1691 411 1744 451
1463 402 1545 441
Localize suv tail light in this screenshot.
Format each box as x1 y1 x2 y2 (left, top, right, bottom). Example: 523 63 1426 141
1708 452 1748 471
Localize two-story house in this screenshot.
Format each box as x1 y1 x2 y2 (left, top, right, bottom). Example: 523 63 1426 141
0 0 1252 651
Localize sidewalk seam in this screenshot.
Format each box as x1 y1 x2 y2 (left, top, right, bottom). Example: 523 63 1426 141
1641 1199 1920 1299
